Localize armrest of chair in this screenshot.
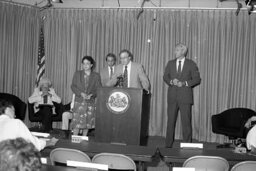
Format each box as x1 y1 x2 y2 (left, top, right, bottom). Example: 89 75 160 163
18 101 27 120
64 102 71 112
27 102 41 122
27 102 34 114
53 102 64 114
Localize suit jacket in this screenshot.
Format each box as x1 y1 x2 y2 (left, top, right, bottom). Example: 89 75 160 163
163 58 201 104
107 62 150 91
71 70 102 103
100 66 116 87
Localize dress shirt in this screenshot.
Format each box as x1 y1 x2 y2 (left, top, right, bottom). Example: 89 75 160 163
174 57 188 86
0 115 46 151
176 57 185 72
123 62 131 87
108 66 114 78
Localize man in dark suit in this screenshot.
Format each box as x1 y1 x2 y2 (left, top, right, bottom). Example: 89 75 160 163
100 53 117 87
107 49 150 93
163 43 201 148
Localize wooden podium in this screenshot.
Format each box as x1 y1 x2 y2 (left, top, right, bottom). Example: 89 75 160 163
95 87 150 145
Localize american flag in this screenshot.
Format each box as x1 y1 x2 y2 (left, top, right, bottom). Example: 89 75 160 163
36 26 45 86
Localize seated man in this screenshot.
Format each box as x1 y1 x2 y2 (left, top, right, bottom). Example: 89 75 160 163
28 77 61 132
0 138 42 171
0 99 49 151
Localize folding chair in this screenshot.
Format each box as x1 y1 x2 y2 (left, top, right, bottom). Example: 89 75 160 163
183 155 229 171
92 152 136 171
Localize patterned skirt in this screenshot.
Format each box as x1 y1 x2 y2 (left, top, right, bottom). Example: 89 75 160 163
70 101 96 130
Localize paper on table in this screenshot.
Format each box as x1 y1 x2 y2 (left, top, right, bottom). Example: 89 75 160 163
31 132 50 137
67 160 108 170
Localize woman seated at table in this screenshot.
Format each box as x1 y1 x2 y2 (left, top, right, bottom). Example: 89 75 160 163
0 138 42 171
63 56 101 136
28 77 61 132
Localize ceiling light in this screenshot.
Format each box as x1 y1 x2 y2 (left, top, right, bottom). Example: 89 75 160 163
245 0 256 15
51 0 63 3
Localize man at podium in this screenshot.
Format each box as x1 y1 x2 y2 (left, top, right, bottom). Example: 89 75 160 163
106 49 150 93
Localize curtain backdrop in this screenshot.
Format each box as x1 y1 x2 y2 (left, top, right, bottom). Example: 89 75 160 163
0 2 40 125
1 1 256 143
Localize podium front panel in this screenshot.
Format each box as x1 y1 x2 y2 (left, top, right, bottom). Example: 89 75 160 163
95 87 143 145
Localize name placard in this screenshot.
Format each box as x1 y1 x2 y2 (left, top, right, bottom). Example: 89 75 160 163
180 143 203 149
71 135 89 143
173 167 195 171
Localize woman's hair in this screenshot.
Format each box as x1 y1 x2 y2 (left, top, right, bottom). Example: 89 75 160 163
0 138 42 171
81 56 96 70
0 99 13 115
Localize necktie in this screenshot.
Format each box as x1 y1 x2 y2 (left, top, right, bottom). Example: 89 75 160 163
110 67 113 79
178 60 182 73
43 95 48 104
123 65 128 87
177 60 182 78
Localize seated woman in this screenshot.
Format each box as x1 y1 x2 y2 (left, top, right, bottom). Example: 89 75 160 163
0 138 42 171
62 56 101 136
28 77 61 132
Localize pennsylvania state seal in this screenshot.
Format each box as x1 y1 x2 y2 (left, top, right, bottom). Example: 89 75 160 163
106 91 130 114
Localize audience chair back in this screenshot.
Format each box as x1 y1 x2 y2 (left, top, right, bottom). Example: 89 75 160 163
0 93 26 120
183 155 229 171
230 161 256 171
92 152 136 171
50 148 91 166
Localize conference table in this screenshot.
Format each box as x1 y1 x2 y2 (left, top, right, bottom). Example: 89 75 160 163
159 147 256 170
41 139 157 171
40 132 256 171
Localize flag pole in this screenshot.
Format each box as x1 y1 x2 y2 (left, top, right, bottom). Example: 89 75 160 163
36 16 46 88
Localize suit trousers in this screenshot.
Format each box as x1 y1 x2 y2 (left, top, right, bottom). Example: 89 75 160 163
35 106 53 132
165 101 192 147
62 111 73 130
